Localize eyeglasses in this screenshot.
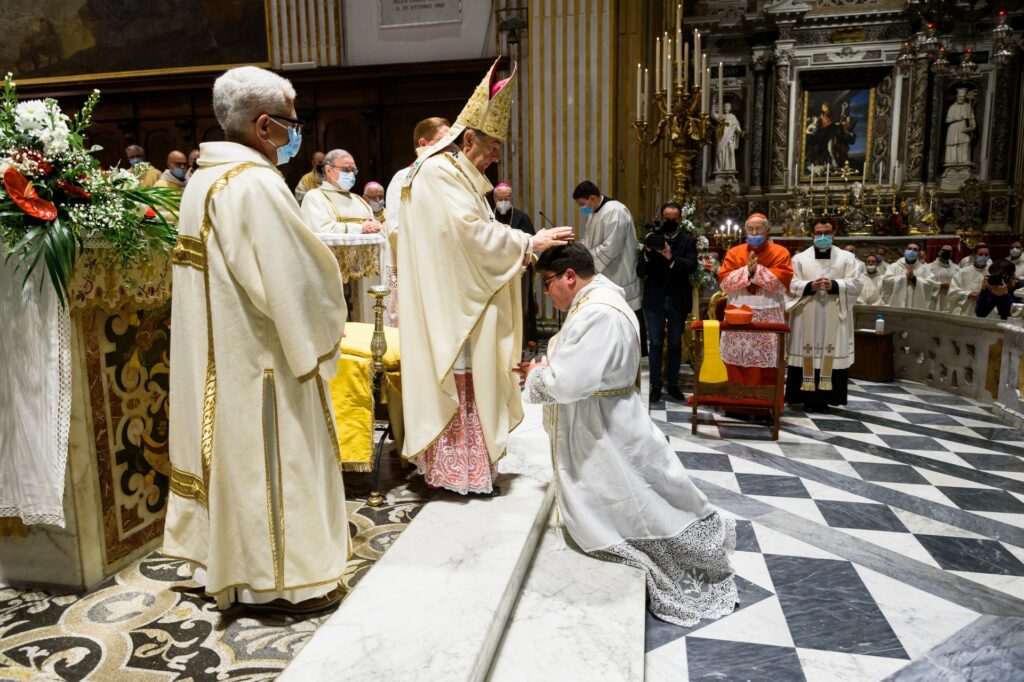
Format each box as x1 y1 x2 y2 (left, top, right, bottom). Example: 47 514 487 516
254 113 305 131
328 164 358 175
542 273 564 290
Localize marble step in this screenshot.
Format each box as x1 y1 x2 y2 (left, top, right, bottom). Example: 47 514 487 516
487 517 647 682
280 466 554 680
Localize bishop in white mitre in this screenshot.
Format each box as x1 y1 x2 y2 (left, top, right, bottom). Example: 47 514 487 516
784 220 862 413
883 242 933 310
301 148 382 323
524 243 737 626
164 67 348 613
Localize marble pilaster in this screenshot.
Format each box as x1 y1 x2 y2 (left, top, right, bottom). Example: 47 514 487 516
905 56 930 184
749 48 771 191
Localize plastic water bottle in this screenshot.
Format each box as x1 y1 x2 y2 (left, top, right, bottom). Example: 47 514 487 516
875 313 885 334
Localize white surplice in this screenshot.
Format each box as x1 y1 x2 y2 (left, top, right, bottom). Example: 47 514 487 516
301 183 381 323
922 259 958 312
883 258 933 309
580 198 641 309
857 269 889 305
948 264 988 316
524 275 736 626
787 247 862 372
164 141 348 607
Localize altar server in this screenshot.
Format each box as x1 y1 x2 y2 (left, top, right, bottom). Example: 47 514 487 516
383 116 451 326
164 66 348 614
948 245 991 316
525 242 737 626
399 60 571 494
785 219 863 413
883 242 933 309
717 213 793 386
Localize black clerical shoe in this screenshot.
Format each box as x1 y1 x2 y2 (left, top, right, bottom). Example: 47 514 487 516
650 388 663 403
243 587 344 615
666 386 686 401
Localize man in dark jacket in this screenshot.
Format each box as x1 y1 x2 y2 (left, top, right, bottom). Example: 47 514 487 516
637 202 698 402
491 182 538 342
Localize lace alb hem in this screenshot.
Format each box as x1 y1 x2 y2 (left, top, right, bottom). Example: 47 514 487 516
0 506 65 527
524 367 557 404
590 512 738 627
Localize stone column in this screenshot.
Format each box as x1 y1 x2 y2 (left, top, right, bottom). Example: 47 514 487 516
905 55 930 184
769 47 793 187
989 60 1017 183
749 48 771 191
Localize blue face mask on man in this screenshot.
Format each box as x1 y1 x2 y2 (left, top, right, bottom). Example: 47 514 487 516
579 205 593 216
814 234 833 250
904 249 918 262
746 235 766 248
975 255 989 267
338 171 357 191
269 118 302 166
171 167 187 181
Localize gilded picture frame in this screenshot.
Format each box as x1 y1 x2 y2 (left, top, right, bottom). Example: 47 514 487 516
3 1 272 86
799 87 876 183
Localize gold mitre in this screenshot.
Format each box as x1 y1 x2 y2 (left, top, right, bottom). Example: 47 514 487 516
456 58 517 142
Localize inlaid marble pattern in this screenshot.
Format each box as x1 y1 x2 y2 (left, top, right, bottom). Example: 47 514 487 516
82 305 172 568
646 376 1024 681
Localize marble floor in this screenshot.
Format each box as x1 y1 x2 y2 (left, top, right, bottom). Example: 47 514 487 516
645 377 1024 681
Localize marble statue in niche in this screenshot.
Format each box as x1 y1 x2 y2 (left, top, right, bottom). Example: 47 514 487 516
711 101 744 175
941 85 978 191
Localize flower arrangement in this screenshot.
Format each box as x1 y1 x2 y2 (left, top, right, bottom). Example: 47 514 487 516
673 200 720 291
0 74 180 306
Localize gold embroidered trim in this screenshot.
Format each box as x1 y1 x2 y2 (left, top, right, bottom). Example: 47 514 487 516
172 235 206 270
298 341 341 384
442 152 481 196
199 162 261 497
262 369 285 590
401 185 411 202
593 385 641 397
169 467 208 507
317 375 345 473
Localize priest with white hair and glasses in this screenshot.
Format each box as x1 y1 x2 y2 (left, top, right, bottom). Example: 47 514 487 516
164 66 349 615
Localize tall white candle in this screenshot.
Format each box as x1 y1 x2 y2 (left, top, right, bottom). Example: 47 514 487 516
718 62 724 113
825 162 830 188
636 63 642 120
655 37 661 93
694 30 701 83
666 38 673 93
644 68 650 121
675 6 682 84
877 161 883 187
704 67 710 111
683 42 689 88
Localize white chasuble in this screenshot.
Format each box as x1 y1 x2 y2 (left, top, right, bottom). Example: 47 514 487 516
948 265 988 317
857 270 889 305
787 247 862 375
524 276 736 627
301 183 381 323
923 260 958 312
164 142 348 605
883 259 934 310
399 150 530 463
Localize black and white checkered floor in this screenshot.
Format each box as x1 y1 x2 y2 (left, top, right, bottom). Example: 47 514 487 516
645 377 1024 681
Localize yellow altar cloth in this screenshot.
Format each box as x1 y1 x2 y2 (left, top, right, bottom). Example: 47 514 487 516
330 323 402 472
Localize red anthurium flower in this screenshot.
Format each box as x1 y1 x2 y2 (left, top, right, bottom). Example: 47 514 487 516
144 207 156 219
3 166 58 221
57 179 91 199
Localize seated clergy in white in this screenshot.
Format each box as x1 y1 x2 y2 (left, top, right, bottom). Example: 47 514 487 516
883 241 933 309
857 253 890 305
301 149 382 322
164 66 347 614
922 245 958 312
784 218 863 414
948 244 992 316
523 242 737 626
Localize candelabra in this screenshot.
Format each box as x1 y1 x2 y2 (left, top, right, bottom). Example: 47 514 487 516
715 218 741 248
634 88 715 202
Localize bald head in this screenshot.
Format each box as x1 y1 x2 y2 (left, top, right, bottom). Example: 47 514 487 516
166 150 187 170
363 182 384 202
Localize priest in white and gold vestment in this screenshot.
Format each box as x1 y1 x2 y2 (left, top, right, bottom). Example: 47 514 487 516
399 60 571 494
164 66 348 614
301 148 382 323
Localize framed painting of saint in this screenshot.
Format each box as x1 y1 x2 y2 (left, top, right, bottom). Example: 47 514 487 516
2 1 271 85
799 86 876 183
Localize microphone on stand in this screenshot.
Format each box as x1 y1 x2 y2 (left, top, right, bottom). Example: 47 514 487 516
538 211 556 229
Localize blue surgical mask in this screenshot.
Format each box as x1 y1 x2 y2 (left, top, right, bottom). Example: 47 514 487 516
128 157 143 166
975 255 989 267
814 235 833 250
270 120 302 166
338 171 357 191
171 167 187 181
746 235 766 248
904 250 918 262
580 205 593 216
